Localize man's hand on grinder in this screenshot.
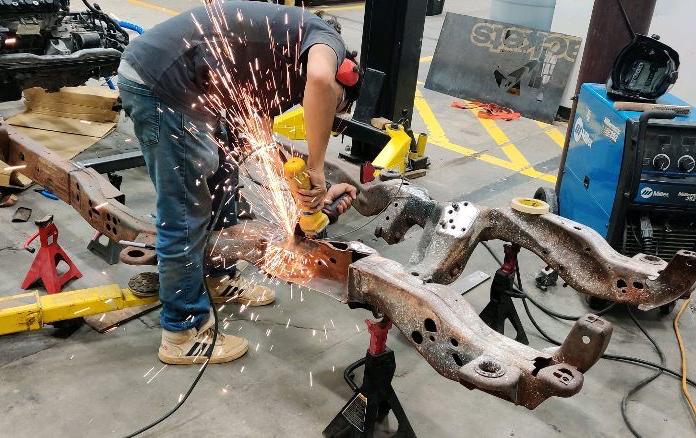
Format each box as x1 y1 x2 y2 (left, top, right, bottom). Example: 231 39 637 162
324 183 357 215
296 166 327 213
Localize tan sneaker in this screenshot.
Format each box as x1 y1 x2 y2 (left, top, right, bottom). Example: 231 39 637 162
158 310 248 365
207 274 275 306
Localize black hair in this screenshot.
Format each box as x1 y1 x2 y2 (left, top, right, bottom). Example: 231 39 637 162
314 10 342 34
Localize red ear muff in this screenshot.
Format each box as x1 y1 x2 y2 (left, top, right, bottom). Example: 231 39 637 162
336 58 360 87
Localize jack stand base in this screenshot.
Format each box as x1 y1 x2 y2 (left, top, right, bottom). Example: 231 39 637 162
87 232 122 265
535 266 558 291
323 349 416 438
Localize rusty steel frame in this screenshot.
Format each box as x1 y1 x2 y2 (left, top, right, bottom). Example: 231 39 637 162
357 182 696 311
0 120 157 262
208 220 612 409
3 119 696 408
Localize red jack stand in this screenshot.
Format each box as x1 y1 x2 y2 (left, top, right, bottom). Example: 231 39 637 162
324 318 416 437
21 215 82 294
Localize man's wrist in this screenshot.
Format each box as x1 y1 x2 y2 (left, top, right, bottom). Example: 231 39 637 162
306 159 324 172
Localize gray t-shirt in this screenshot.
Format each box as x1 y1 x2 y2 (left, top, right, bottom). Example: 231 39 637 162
122 1 346 122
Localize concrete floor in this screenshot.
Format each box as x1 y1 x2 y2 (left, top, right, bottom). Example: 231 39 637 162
1 1 695 437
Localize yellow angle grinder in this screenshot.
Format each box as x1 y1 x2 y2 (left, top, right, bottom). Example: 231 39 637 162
283 157 330 238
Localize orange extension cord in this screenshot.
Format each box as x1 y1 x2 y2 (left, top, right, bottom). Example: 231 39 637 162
674 297 696 420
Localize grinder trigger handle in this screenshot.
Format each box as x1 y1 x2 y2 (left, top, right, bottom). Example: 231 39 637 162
323 193 352 224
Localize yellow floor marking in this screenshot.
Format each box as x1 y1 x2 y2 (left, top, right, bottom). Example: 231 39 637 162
312 3 365 12
127 0 179 16
466 106 536 173
535 121 566 148
419 56 433 63
414 89 557 183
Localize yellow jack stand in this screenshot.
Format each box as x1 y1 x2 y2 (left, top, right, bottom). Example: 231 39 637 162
0 285 158 336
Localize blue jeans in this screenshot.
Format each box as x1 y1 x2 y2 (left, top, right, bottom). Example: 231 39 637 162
119 78 237 332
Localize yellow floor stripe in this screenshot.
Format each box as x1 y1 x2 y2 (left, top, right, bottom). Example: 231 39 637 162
420 56 433 63
535 121 566 148
414 90 557 183
127 0 179 16
467 107 533 170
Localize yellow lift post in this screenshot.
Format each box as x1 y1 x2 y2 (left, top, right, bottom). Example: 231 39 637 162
0 285 158 336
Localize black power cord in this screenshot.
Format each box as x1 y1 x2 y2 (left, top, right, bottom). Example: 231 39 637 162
124 189 233 437
480 242 695 437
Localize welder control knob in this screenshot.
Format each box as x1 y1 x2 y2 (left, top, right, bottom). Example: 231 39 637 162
678 155 696 173
652 153 671 171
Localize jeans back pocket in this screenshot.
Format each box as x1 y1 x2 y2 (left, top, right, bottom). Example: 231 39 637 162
121 88 161 147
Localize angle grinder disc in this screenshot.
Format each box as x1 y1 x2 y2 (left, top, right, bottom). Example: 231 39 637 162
128 272 160 297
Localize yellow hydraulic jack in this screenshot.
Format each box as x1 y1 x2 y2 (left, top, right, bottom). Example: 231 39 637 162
0 285 158 336
273 108 428 179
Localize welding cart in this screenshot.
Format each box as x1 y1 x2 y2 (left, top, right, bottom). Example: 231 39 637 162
537 83 696 307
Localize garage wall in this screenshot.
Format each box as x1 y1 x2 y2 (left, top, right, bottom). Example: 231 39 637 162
552 0 696 107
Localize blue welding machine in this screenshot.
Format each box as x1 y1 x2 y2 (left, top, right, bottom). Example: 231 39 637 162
552 83 696 260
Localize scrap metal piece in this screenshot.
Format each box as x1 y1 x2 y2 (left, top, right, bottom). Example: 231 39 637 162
12 206 31 222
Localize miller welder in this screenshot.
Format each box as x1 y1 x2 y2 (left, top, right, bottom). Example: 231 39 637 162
552 83 696 264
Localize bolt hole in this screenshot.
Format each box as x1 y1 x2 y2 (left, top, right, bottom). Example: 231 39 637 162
582 335 591 344
542 249 548 255
411 272 419 276
449 219 454 223
452 353 464 367
464 202 469 206
19 153 25 161
585 247 591 252
329 257 337 264
429 335 435 342
385 216 390 221
411 331 423 344
448 210 453 214
450 338 459 347
451 225 456 229
424 318 437 332
633 281 643 289
461 228 466 232
616 279 627 288
478 359 501 374
128 249 145 258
